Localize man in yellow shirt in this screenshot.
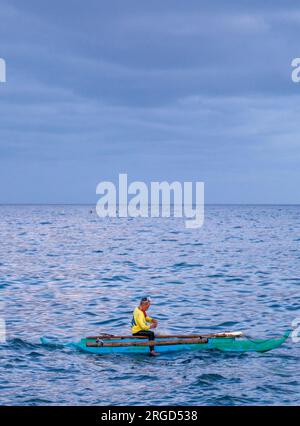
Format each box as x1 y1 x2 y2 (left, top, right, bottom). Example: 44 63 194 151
131 297 159 356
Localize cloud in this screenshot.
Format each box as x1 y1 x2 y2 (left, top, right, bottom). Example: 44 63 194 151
1 0 300 202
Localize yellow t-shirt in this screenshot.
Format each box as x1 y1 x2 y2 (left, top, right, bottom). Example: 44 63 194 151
131 307 153 333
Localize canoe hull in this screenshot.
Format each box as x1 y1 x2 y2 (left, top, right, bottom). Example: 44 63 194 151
71 333 289 354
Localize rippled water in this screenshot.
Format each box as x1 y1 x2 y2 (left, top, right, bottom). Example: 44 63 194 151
0 205 299 405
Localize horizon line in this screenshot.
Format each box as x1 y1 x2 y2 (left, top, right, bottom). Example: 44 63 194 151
0 203 300 206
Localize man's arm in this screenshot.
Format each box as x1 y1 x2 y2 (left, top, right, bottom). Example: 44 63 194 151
136 311 150 331
146 316 158 328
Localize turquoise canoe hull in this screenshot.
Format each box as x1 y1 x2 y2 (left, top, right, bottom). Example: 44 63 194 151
41 331 289 355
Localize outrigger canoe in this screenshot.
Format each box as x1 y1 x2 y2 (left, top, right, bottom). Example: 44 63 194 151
41 330 289 355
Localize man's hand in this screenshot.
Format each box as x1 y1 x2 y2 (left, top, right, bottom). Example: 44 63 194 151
151 319 158 329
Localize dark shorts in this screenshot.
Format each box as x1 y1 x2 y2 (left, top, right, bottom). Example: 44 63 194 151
133 330 155 351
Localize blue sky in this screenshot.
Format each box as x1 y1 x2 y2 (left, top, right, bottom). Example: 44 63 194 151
0 0 300 203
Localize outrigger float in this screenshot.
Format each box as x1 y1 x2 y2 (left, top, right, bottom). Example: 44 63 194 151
41 330 289 355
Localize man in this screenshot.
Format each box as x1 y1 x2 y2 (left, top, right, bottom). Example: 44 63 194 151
131 297 159 356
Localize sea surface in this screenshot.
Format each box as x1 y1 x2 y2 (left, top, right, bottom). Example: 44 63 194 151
0 205 299 406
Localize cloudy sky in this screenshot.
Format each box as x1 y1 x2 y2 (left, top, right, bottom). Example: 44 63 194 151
0 0 300 203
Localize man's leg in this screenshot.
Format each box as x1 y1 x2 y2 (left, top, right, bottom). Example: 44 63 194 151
133 330 155 353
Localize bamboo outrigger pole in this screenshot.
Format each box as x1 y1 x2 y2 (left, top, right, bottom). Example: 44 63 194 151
86 331 243 340
86 337 209 348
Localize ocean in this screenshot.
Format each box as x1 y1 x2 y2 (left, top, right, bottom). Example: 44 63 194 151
0 205 299 405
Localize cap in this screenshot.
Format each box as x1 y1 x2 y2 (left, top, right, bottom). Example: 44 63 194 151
140 296 151 303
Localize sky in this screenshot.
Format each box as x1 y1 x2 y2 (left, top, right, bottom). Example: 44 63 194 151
0 0 300 203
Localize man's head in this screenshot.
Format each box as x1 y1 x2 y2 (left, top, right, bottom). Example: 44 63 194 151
139 296 151 311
